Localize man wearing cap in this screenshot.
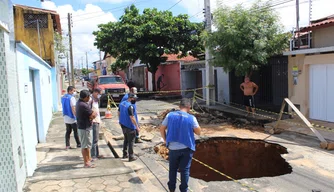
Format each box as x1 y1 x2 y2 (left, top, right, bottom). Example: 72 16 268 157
159 98 201 192
118 93 140 162
121 87 143 143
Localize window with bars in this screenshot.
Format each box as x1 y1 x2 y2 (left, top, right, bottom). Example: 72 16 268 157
24 13 48 28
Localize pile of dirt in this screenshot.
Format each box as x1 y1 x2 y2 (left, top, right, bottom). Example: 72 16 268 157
140 124 157 132
154 144 169 160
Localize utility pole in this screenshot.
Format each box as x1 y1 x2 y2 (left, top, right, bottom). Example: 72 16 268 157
308 0 312 48
204 0 215 105
68 13 75 87
99 50 102 72
296 0 300 49
36 19 42 57
66 51 69 81
86 52 88 70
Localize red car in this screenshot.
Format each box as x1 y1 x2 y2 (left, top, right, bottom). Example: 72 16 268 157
87 75 129 107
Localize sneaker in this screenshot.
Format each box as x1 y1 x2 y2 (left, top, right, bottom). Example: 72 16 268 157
77 144 81 148
129 157 137 162
135 138 143 143
65 146 72 150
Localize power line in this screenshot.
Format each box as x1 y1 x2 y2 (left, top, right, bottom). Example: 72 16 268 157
70 0 153 23
60 0 152 20
166 0 183 11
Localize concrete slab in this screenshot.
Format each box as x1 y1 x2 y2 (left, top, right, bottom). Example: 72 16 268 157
30 158 133 181
28 112 133 183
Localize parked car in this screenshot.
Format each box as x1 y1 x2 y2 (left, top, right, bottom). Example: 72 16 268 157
87 75 129 107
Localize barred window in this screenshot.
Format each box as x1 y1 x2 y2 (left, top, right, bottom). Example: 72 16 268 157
24 13 48 28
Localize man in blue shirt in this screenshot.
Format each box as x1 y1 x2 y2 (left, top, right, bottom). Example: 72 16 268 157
61 86 81 149
160 98 201 192
118 93 140 162
121 87 142 143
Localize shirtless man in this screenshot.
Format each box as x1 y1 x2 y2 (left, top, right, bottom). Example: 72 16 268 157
240 77 259 116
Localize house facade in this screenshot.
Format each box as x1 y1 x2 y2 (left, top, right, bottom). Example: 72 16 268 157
181 61 230 104
284 15 334 122
16 41 53 175
0 1 56 191
1 0 28 191
13 4 62 112
128 54 196 94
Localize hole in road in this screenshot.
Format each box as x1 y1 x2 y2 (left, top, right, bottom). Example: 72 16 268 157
155 137 292 182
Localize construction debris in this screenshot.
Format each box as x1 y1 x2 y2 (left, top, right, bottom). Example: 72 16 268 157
157 109 226 124
154 144 169 160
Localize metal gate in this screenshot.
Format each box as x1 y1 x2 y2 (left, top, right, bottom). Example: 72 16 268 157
229 56 288 112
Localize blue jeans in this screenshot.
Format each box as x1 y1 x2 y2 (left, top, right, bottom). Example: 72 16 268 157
168 148 194 192
91 123 100 158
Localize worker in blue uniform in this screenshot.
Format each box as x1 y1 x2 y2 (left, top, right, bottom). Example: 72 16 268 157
118 93 140 162
160 98 201 192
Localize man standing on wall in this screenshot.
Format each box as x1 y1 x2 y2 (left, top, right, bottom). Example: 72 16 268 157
76 90 97 168
88 88 104 161
118 93 140 162
240 77 259 116
121 87 143 143
159 98 201 192
61 86 81 149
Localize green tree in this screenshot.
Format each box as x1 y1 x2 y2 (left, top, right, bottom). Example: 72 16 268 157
81 68 89 76
93 5 204 91
204 1 290 77
111 58 129 74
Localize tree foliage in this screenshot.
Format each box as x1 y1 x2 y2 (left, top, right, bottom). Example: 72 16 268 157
93 5 204 90
204 0 290 76
111 58 129 74
81 68 89 75
54 32 67 54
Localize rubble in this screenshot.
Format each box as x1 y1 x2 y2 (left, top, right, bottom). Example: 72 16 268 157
154 144 169 160
157 109 227 125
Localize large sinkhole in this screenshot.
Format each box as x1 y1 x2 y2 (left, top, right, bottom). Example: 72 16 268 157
155 137 293 182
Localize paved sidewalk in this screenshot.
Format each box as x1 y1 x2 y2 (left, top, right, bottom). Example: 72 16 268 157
23 112 161 192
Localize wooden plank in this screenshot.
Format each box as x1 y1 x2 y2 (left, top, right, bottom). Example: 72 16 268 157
284 98 327 143
275 101 286 129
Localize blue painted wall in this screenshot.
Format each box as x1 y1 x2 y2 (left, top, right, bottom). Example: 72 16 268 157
16 42 53 176
51 67 59 112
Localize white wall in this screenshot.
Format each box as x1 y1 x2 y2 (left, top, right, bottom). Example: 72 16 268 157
216 67 230 103
201 68 230 104
181 70 197 98
16 42 53 176
0 29 27 192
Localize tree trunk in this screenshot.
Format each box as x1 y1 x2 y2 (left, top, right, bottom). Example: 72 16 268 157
152 71 156 92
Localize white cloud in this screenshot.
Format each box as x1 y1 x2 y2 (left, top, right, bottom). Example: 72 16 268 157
180 0 334 31
41 1 117 69
81 0 133 4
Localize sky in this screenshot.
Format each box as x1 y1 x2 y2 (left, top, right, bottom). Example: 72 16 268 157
11 0 334 69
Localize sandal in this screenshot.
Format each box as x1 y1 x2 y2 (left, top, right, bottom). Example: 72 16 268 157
84 164 96 168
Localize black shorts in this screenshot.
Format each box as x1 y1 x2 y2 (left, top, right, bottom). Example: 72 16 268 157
244 95 255 108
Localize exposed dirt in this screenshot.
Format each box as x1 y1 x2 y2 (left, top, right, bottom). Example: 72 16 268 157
155 137 293 182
